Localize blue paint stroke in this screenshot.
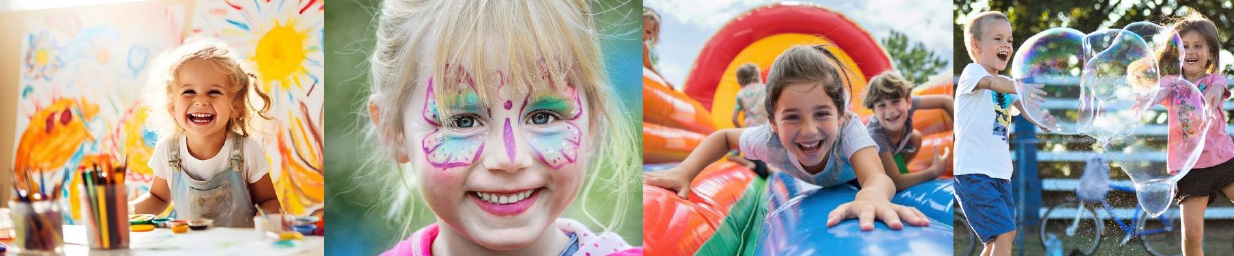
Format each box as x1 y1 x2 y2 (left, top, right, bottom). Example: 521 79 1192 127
226 19 251 31
127 46 150 76
142 127 159 147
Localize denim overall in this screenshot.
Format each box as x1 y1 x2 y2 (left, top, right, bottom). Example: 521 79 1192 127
167 135 255 228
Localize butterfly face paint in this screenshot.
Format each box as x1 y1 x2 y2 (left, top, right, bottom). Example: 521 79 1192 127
520 86 583 169
503 118 516 163
421 77 487 169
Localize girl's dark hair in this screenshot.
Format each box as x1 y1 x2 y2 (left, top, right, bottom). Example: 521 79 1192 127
1159 12 1221 75
764 45 853 121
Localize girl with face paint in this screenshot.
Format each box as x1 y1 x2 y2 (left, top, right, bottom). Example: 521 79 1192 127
361 1 640 256
644 45 932 232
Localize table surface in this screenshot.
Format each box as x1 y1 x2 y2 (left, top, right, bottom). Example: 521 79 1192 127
9 225 324 255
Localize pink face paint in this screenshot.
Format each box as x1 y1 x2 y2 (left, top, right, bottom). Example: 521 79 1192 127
422 131 486 169
420 76 486 169
503 118 516 163
454 66 477 91
524 86 583 169
496 71 505 90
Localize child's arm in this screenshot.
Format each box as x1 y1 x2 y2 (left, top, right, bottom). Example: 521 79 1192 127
1201 77 1229 114
977 76 1048 106
643 128 744 198
879 151 945 191
642 42 661 75
826 147 930 230
975 76 1018 94
249 174 282 215
732 101 744 128
917 95 954 118
1013 101 1057 131
852 148 894 199
130 177 172 215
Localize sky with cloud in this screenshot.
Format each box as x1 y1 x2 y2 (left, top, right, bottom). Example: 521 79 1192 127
644 0 953 88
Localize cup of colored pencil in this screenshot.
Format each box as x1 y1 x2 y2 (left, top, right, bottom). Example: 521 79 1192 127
76 157 129 250
10 168 65 255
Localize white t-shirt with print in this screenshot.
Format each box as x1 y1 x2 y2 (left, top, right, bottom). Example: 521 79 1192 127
148 135 271 184
738 112 876 187
954 63 1019 180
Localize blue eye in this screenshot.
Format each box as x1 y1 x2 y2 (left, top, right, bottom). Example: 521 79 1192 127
451 115 480 128
527 110 561 125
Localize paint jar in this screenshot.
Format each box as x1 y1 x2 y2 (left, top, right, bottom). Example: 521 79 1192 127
294 216 319 226
188 219 213 230
77 183 129 249
256 213 288 237
10 199 64 254
293 224 316 236
151 217 172 228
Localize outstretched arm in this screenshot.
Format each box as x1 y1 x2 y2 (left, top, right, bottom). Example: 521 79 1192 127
644 129 744 198
917 95 954 118
826 147 930 230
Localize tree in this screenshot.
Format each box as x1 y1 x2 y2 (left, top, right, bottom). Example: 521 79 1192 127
881 30 949 85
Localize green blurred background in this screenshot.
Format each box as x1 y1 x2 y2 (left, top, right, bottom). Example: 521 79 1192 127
323 0 643 255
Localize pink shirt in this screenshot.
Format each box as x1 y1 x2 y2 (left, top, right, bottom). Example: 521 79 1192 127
382 219 640 256
1164 74 1233 171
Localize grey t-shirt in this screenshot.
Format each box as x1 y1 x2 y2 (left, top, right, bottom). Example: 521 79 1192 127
738 112 877 187
866 96 921 154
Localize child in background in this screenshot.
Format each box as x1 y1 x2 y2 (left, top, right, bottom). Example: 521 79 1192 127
863 71 952 191
954 11 1053 256
1157 12 1234 256
364 1 639 255
728 63 767 176
131 38 282 227
732 63 767 128
643 7 662 74
644 45 931 231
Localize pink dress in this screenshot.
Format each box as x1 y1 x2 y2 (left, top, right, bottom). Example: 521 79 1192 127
1163 74 1233 171
382 219 640 256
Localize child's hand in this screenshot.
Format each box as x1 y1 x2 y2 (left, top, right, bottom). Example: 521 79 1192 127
1201 81 1224 114
926 146 950 177
1016 81 1048 108
826 198 930 231
644 169 694 199
1036 111 1057 132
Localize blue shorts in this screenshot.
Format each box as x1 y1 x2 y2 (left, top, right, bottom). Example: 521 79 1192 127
955 174 1016 244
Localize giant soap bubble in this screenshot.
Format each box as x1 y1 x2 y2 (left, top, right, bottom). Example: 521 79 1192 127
1082 29 1160 142
1123 22 1186 79
1013 23 1213 217
1101 79 1209 217
1010 28 1090 134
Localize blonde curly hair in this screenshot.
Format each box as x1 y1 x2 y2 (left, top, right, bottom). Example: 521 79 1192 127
144 37 274 139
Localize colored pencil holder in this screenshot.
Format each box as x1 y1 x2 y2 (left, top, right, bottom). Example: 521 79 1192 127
10 199 64 255
77 183 129 249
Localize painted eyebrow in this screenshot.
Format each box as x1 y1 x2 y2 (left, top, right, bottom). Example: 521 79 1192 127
526 94 572 112
442 90 486 112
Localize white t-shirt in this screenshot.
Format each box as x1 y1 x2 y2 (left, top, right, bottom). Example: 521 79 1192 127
148 135 271 184
954 63 1019 180
739 112 876 187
